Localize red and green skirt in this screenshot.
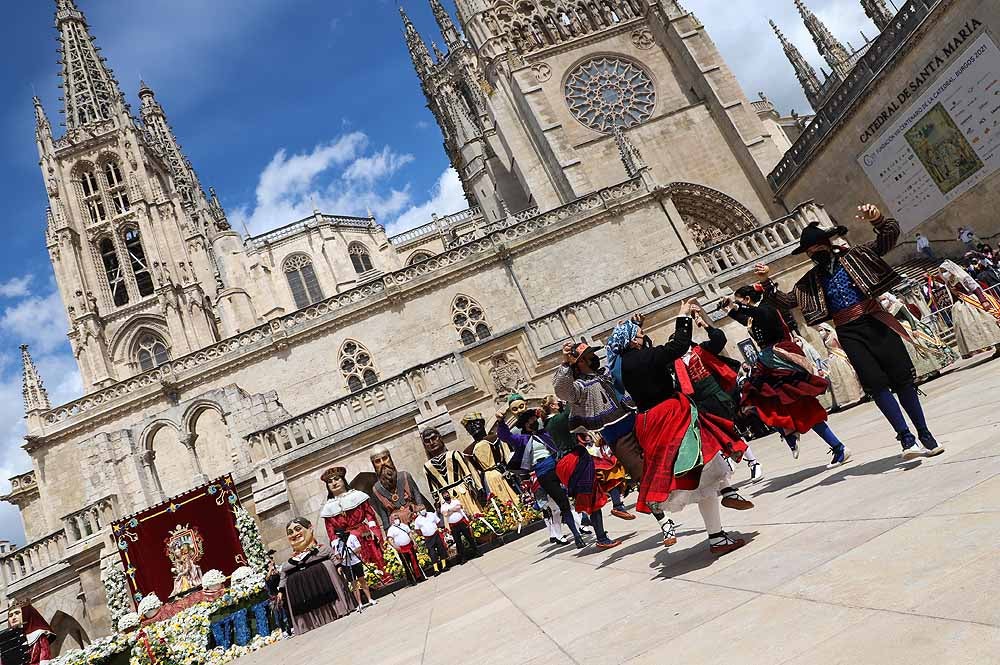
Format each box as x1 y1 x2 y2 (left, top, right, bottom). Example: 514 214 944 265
741 341 829 434
634 394 747 514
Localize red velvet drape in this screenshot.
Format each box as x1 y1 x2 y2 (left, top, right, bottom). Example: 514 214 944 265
112 476 247 606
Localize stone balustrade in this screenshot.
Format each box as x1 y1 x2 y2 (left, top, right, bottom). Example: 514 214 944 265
1 530 68 588
247 213 376 249
63 496 118 545
5 471 37 498
388 207 481 248
246 353 468 462
527 203 817 352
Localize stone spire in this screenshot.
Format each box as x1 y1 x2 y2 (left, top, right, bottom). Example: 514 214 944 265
770 19 822 106
21 346 51 414
33 96 51 143
429 0 462 48
401 6 434 82
138 80 202 203
55 0 124 129
860 0 895 31
612 126 647 179
794 0 852 79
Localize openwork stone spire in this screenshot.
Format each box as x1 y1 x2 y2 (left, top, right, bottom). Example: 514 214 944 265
21 345 51 414
794 0 852 79
429 0 461 48
770 19 822 106
56 0 123 129
139 81 200 201
401 6 434 81
612 126 647 179
860 0 894 31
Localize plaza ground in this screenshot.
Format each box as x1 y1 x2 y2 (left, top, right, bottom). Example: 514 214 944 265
235 355 1000 665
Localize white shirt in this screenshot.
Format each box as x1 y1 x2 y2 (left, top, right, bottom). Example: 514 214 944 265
386 523 412 548
916 235 929 250
441 499 467 525
412 512 441 537
332 534 362 566
960 229 975 243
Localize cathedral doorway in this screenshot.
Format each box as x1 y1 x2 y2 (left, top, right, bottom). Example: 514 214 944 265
666 182 758 250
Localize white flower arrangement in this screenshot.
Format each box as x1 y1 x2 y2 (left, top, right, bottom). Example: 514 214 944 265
136 593 162 619
117 612 140 632
229 566 255 587
201 569 227 589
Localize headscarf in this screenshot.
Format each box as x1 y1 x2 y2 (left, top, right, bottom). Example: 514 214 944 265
605 320 640 398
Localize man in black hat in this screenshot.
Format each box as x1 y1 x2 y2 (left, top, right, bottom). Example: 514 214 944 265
754 204 944 460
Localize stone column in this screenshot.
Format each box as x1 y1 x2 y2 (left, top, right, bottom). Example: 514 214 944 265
180 433 210 485
141 449 166 502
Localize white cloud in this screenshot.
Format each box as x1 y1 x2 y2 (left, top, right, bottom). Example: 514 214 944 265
0 276 33 299
0 290 68 355
388 169 469 236
343 147 415 185
231 133 455 236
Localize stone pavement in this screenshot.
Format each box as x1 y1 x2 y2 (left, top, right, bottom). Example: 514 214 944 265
235 356 1000 665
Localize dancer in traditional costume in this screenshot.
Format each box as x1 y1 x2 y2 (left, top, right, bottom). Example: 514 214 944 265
555 338 694 536
555 430 623 550
279 517 354 633
932 260 1000 359
725 286 852 467
612 300 747 555
319 467 392 586
756 205 944 460
496 405 587 549
685 312 764 485
816 323 865 409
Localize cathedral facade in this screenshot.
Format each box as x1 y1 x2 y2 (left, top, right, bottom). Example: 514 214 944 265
0 0 862 650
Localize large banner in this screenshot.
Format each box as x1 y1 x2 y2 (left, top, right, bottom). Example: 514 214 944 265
859 30 1000 232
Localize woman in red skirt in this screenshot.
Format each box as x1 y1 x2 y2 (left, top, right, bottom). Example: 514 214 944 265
607 300 748 555
724 285 851 468
556 431 626 550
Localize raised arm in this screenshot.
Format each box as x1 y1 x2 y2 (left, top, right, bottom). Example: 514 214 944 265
855 204 900 256
552 360 583 405
495 419 532 458
649 315 694 373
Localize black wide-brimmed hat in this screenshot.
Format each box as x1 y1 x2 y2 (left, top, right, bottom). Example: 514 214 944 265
791 222 849 254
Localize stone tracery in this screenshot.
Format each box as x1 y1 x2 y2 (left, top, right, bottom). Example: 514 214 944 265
665 182 759 249
565 57 655 133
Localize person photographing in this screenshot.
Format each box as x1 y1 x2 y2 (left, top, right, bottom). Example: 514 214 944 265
331 527 376 610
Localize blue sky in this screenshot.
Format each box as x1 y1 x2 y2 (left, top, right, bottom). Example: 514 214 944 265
0 0 880 543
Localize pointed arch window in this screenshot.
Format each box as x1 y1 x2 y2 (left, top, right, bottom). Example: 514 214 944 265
123 228 155 297
99 238 129 307
348 243 374 274
340 340 379 393
80 169 107 225
135 333 170 372
103 160 130 215
283 254 324 309
406 251 433 266
452 295 492 346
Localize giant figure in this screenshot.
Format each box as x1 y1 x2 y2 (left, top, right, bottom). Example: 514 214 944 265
420 427 484 518
369 445 432 527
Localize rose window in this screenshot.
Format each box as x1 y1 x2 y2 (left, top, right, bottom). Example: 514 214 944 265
564 57 655 132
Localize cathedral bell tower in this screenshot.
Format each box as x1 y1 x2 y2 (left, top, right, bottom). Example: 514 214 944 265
38 0 257 390
405 0 785 231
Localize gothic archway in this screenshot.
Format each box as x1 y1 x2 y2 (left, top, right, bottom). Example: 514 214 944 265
665 182 758 250
49 610 90 657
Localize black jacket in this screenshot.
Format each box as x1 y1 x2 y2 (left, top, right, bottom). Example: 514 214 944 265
620 317 693 412
764 217 903 325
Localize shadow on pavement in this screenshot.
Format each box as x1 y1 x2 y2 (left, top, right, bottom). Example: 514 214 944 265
785 456 922 499
652 530 761 580
747 463 830 497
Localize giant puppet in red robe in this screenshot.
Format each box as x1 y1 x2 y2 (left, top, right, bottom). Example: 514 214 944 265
9 601 53 665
